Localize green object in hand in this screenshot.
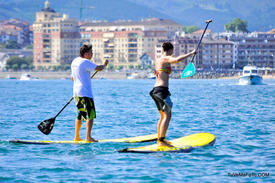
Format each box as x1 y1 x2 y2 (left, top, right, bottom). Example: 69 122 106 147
181 62 195 78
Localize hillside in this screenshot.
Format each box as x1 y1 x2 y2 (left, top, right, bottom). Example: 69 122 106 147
0 0 274 32
0 0 175 24
129 0 275 31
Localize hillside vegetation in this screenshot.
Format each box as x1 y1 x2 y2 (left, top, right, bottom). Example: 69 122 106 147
0 0 274 32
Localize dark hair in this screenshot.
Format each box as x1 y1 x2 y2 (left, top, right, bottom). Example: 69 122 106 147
79 44 93 57
162 42 174 52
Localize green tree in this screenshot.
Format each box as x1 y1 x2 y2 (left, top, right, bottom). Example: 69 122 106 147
182 25 200 33
37 66 44 71
137 65 142 70
118 66 123 70
0 43 5 49
225 18 249 33
144 65 153 70
12 64 19 71
25 44 33 49
5 40 21 49
5 56 33 71
53 65 59 71
64 64 71 71
107 64 114 71
225 22 235 32
21 64 28 70
129 65 134 69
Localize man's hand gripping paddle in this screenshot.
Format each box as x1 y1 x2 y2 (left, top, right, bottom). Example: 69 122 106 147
38 71 99 135
181 20 212 78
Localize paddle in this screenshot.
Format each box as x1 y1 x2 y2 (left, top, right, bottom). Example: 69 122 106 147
181 19 212 78
38 70 99 135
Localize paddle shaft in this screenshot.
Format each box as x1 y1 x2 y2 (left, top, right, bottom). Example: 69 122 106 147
190 20 212 63
53 70 99 119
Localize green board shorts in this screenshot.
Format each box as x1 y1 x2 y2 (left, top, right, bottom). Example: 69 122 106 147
74 96 96 120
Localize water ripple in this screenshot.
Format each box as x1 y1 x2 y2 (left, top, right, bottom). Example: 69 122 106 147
0 79 274 182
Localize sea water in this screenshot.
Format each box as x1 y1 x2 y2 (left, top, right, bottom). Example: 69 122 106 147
0 78 274 182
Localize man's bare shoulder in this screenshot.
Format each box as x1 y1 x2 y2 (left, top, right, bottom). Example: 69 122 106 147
159 56 175 64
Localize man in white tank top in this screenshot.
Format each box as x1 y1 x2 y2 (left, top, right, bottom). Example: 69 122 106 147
71 44 108 142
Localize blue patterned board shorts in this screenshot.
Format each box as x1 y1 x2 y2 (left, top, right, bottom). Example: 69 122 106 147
150 86 173 113
75 97 96 120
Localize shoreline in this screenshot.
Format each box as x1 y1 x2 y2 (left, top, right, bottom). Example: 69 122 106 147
0 71 274 80
0 71 127 80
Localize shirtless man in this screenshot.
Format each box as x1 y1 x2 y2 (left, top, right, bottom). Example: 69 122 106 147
71 44 108 142
150 42 196 146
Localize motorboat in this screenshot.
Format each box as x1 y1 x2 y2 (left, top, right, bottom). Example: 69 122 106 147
5 75 16 79
127 73 138 79
147 73 156 79
239 66 263 85
20 73 32 80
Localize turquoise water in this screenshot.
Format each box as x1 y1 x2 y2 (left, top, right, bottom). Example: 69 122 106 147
0 78 274 182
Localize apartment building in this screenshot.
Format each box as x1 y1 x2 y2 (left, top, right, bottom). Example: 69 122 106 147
80 29 168 69
155 36 199 71
155 36 234 70
219 32 275 68
80 18 182 38
33 0 80 69
79 18 181 69
201 38 234 69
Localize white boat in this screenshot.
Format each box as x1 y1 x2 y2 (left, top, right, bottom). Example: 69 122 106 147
147 73 156 79
20 73 32 80
127 73 138 79
5 75 16 80
239 66 263 85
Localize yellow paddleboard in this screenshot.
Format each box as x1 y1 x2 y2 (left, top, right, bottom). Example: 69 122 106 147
119 132 215 153
9 134 157 144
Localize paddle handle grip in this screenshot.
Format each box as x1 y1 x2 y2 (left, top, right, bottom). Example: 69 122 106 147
190 19 212 63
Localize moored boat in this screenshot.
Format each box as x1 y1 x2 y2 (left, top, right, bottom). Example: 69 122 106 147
147 73 156 79
20 73 33 80
5 75 17 80
127 73 138 79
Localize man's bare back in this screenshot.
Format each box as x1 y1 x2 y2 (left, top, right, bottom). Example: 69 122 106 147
154 57 172 87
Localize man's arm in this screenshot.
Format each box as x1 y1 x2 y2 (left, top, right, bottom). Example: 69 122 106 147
95 60 109 71
166 49 196 64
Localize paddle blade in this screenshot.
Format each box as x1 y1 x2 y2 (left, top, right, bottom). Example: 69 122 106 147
37 117 55 135
181 62 195 78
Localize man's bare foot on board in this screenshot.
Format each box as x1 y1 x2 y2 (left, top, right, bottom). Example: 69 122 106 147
74 137 83 141
86 137 98 142
157 137 173 147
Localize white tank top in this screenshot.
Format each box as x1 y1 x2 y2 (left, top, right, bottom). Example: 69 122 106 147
71 57 97 98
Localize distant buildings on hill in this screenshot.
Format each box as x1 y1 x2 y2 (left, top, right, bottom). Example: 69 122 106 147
156 31 275 70
0 18 32 46
1 0 274 71
218 32 275 69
